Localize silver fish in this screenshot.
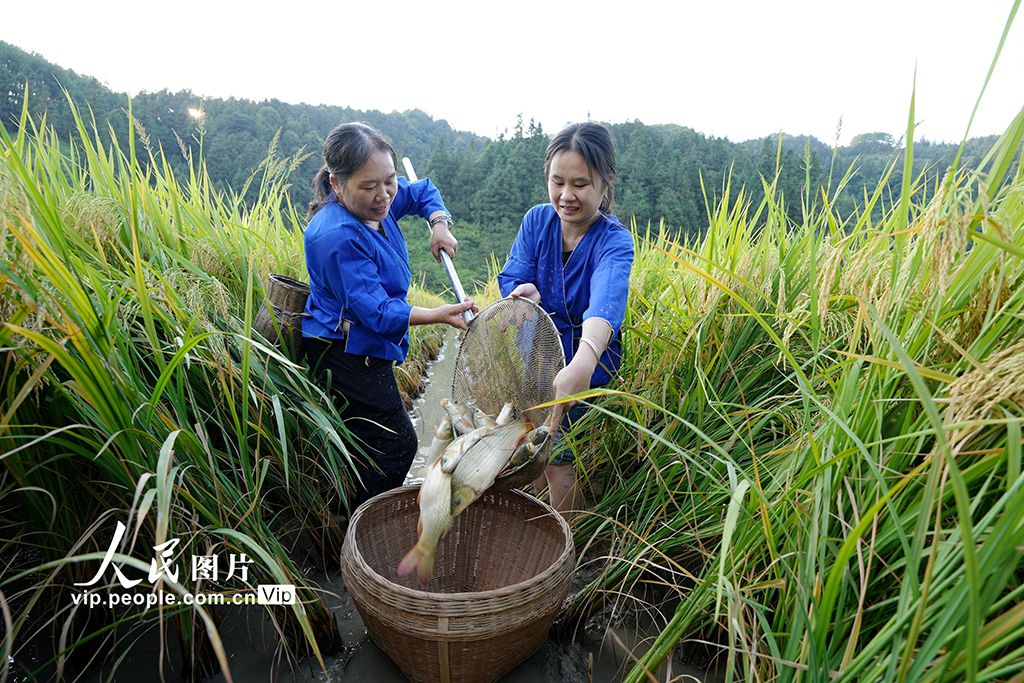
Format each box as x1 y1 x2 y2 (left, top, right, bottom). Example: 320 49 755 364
439 423 491 474
450 418 533 517
495 402 516 426
473 408 497 429
397 457 454 586
425 415 454 467
440 398 475 435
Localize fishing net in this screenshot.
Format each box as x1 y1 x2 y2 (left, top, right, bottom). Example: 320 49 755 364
450 297 565 488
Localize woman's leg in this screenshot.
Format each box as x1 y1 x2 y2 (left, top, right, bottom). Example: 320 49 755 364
306 338 417 511
535 401 590 518
343 401 417 509
543 463 579 518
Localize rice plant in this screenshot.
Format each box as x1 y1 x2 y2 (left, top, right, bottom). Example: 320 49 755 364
0 95 443 681
3 8 1022 683
565 12 1024 681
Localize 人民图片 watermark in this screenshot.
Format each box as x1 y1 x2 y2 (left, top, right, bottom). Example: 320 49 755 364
71 520 295 608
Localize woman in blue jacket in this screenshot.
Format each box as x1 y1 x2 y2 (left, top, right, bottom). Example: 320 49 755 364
498 122 634 517
303 122 476 510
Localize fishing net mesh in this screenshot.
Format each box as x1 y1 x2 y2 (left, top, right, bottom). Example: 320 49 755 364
451 297 565 477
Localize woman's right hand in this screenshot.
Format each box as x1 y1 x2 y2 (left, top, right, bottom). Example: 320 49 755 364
509 282 541 303
484 283 538 331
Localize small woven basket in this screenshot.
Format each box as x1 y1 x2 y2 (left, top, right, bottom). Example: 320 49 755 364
254 274 309 360
254 302 305 360
341 486 574 683
266 273 310 311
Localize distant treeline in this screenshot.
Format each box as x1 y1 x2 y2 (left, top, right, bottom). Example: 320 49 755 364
2 39 1011 291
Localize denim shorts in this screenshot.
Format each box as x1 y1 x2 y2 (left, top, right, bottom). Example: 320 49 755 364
549 401 592 466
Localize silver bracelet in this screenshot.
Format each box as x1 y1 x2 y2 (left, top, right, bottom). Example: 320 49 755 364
429 213 453 229
579 337 602 358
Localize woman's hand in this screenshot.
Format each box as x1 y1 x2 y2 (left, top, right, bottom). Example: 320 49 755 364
430 221 457 262
436 301 477 330
410 300 477 330
549 362 593 429
485 285 537 331
509 282 541 303
548 319 610 427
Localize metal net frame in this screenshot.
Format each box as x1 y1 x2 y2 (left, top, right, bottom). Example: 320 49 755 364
451 297 565 486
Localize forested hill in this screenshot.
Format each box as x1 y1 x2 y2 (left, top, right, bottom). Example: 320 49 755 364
0 41 485 204
2 40 1009 291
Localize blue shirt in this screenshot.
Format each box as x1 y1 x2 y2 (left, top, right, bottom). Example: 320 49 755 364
498 204 634 385
302 177 448 362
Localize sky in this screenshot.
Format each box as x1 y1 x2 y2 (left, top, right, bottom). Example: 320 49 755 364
4 0 1022 147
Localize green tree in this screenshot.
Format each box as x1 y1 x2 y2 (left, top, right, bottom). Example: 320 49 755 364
618 122 657 223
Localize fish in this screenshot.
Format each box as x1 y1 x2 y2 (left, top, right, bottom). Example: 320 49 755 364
425 415 454 467
440 398 475 435
495 402 516 426
439 423 492 474
508 425 549 469
473 408 497 429
450 418 534 517
397 456 454 586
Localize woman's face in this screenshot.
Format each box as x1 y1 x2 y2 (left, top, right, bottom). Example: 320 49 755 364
333 149 398 227
547 150 604 232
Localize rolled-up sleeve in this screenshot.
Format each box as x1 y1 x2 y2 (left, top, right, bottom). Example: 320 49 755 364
391 177 448 221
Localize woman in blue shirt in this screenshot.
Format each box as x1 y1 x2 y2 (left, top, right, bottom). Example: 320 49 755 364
498 122 634 517
303 122 476 510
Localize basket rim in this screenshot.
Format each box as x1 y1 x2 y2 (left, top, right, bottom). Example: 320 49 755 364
347 485 574 599
267 272 310 289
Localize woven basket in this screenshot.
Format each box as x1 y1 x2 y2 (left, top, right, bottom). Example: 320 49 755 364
254 302 305 360
266 273 310 311
254 274 309 360
341 486 574 683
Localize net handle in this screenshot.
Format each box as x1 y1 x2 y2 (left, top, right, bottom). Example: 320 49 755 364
402 157 475 324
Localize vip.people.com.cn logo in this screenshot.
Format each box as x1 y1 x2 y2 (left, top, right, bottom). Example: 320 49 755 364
71 520 295 608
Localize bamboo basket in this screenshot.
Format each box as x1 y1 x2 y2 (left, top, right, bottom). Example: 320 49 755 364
266 273 310 311
254 302 305 359
254 274 309 360
341 486 574 683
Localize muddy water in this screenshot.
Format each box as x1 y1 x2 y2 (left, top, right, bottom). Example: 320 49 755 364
404 329 461 486
81 330 720 682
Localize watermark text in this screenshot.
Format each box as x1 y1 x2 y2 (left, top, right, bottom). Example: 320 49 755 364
70 585 296 610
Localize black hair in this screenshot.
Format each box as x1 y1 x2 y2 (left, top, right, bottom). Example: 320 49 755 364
544 121 618 215
307 122 399 221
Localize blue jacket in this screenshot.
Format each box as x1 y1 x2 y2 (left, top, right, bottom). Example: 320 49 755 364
498 204 634 385
302 177 447 362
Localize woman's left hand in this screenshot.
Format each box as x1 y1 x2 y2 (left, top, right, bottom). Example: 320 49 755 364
430 222 458 262
549 362 592 428
436 300 477 330
410 300 477 330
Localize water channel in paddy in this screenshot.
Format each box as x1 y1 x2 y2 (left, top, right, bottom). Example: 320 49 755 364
79 330 719 683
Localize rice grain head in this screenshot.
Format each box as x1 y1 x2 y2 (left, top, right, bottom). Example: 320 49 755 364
945 339 1024 430
0 171 47 338
955 270 1013 351
164 267 232 334
60 193 124 254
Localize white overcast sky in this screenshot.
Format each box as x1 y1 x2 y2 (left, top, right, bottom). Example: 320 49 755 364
4 0 1022 146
